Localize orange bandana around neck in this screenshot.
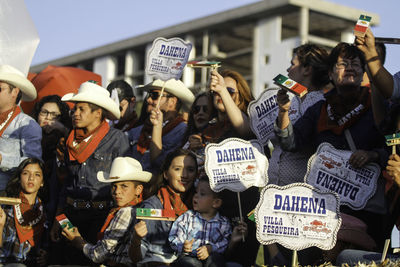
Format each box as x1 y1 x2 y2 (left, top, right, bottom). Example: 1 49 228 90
97 196 143 240
66 120 110 163
0 106 21 137
14 192 45 246
157 186 188 217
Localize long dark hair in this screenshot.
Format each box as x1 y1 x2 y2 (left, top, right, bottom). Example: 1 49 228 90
31 94 72 129
143 149 198 199
6 158 48 202
181 92 216 146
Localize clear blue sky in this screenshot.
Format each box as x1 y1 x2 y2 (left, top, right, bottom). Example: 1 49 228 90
25 0 400 74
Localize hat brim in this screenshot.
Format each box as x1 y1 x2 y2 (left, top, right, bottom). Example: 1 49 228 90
62 92 120 120
97 170 152 183
137 79 194 111
0 73 36 101
338 229 376 251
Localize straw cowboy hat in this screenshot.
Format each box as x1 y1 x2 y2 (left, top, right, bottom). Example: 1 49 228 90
137 79 194 110
0 65 37 101
62 81 120 120
337 213 376 251
97 157 152 183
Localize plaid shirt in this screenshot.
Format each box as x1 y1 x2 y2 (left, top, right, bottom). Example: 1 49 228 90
168 210 232 256
0 206 33 263
83 206 135 265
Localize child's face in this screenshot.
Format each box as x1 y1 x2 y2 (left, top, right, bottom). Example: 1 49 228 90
20 163 43 195
111 181 140 207
164 155 197 193
193 180 218 214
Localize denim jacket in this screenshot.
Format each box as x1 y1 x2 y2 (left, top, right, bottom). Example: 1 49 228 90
0 112 42 190
60 127 129 205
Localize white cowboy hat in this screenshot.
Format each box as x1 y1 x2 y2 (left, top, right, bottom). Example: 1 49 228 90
137 79 194 110
62 81 120 120
0 65 37 101
97 157 152 183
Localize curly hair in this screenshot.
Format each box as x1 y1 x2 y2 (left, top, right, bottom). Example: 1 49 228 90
31 94 72 129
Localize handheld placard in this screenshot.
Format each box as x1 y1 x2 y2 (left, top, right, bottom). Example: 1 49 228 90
136 208 175 221
354 14 372 38
145 37 192 109
385 133 400 155
186 60 221 70
56 214 74 229
273 74 308 97
0 197 21 205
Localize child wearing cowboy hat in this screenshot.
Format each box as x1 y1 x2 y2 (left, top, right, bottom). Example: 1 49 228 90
61 157 151 266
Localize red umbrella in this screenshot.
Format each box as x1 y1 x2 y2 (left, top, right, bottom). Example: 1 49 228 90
21 65 102 115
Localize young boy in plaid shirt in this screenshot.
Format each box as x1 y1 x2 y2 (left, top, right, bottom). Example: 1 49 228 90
168 176 231 266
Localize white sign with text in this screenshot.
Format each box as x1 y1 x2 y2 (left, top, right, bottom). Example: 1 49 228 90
305 142 380 210
205 138 268 192
146 37 192 81
255 183 341 251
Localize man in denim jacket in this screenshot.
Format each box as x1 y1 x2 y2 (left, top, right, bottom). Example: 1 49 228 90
0 65 41 190
50 81 129 265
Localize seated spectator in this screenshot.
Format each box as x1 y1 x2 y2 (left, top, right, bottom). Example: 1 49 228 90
129 149 198 266
107 80 138 131
209 69 259 266
128 79 194 174
169 175 231 267
0 158 47 266
275 42 388 249
182 92 216 171
61 157 151 266
0 65 42 191
31 95 71 227
207 69 254 141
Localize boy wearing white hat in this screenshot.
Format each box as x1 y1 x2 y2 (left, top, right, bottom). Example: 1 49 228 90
128 79 194 174
0 65 42 190
50 81 130 264
62 157 151 266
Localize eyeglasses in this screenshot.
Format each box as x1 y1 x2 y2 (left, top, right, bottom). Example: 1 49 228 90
39 109 61 119
147 91 172 100
193 105 209 114
335 61 362 70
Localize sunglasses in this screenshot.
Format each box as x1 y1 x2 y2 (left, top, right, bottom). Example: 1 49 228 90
211 87 237 96
147 91 171 100
193 105 209 114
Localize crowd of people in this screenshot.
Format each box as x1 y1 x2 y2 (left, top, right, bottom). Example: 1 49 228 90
0 27 400 267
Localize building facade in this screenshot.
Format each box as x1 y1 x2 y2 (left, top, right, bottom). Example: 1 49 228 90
30 0 378 99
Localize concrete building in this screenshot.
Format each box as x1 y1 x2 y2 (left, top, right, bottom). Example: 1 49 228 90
30 0 378 99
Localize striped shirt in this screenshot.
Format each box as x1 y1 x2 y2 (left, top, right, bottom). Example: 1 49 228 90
168 210 232 256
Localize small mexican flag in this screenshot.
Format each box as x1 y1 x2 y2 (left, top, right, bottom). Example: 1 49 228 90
354 15 372 38
136 208 176 221
273 74 308 97
187 60 221 69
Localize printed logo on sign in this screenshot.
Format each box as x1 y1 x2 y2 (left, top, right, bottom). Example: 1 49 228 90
205 138 268 192
255 183 341 251
305 143 379 210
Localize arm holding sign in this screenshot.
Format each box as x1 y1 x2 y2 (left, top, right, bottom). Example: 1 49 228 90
386 154 400 187
149 108 163 162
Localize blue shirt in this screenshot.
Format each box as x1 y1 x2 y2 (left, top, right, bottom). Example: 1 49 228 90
168 210 232 256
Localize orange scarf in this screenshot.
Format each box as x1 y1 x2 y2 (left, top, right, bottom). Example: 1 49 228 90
317 87 371 135
97 196 143 240
137 115 185 155
14 192 45 246
66 120 110 163
0 106 21 137
157 186 188 217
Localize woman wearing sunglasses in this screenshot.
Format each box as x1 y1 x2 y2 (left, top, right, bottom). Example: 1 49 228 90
181 92 215 172
207 69 259 267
